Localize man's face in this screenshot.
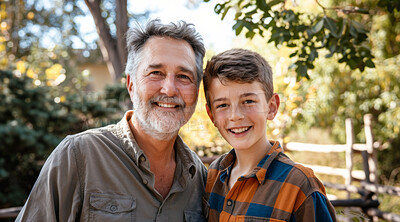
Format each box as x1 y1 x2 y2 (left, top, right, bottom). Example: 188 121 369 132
127 37 198 140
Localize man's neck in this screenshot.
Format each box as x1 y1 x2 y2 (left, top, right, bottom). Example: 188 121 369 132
128 116 177 163
128 115 177 198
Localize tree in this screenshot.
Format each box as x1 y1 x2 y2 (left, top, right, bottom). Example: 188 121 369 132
84 0 128 81
204 0 399 79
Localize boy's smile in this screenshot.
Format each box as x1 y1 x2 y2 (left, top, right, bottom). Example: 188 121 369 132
206 79 280 152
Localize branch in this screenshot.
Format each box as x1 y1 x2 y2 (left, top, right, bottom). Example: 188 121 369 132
84 0 123 81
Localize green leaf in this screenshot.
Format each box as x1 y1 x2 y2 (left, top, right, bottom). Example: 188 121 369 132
221 6 231 20
311 19 324 34
356 8 369 14
289 51 297 57
246 31 256 39
309 48 318 62
232 20 244 35
348 59 358 69
269 0 284 7
349 23 358 37
256 0 269 11
365 59 375 68
351 20 368 34
323 16 338 38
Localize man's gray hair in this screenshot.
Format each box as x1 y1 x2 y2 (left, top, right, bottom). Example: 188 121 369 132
125 19 205 87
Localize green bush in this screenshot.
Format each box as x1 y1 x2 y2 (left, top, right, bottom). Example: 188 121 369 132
0 70 129 208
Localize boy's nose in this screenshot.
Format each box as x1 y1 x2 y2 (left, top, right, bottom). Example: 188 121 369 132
160 76 178 97
229 106 244 121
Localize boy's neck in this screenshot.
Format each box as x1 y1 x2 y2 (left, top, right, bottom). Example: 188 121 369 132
228 139 272 189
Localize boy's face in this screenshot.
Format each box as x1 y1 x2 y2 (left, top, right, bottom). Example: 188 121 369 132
206 78 279 151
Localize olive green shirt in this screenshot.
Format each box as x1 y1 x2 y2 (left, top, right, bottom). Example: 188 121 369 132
16 111 207 221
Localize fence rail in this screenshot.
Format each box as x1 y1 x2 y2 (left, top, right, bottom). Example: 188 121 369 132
281 114 399 221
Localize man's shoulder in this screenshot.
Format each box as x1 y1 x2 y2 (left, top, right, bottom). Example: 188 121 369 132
58 124 119 151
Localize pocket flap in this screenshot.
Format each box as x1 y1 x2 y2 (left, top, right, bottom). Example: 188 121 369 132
90 193 136 213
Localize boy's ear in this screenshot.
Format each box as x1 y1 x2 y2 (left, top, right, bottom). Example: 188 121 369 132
267 93 280 120
205 104 214 123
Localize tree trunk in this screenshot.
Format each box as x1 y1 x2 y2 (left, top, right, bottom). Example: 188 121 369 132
115 0 128 72
84 0 127 81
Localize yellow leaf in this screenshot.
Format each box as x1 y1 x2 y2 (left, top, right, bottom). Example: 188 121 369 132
16 61 26 73
27 12 34 20
26 69 36 79
45 64 63 80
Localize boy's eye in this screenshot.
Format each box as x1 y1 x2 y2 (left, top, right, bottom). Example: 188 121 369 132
216 103 228 109
244 100 255 104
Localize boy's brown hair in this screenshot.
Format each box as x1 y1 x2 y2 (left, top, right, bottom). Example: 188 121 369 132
203 48 274 108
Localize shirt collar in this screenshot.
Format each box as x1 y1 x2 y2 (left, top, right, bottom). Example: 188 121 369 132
218 141 283 184
112 111 197 179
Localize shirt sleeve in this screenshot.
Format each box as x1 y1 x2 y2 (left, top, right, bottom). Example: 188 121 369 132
294 191 337 222
16 136 82 222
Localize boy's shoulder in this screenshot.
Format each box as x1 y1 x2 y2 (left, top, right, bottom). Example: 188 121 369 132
208 152 230 171
275 153 326 196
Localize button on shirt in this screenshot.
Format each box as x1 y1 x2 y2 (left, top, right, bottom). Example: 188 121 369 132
204 141 337 221
16 111 207 222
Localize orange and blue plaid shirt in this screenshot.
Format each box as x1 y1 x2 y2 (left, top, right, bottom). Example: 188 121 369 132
204 141 336 221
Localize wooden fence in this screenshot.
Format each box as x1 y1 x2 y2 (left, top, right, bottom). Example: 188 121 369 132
202 114 400 221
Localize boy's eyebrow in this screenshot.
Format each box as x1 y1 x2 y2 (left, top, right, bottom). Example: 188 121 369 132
212 97 227 105
212 93 260 105
241 92 259 97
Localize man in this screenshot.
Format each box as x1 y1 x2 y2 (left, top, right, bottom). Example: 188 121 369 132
16 19 207 221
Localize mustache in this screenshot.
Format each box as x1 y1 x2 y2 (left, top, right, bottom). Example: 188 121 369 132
150 95 185 108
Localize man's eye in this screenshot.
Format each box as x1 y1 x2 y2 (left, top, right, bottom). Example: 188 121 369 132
150 71 162 75
177 74 192 81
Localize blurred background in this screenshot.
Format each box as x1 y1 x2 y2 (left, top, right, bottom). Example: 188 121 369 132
0 0 399 220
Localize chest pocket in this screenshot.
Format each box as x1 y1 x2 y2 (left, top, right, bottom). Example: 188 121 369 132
89 193 136 222
184 210 204 222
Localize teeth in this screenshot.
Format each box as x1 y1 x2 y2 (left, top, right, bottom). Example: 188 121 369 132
230 127 249 133
157 103 176 108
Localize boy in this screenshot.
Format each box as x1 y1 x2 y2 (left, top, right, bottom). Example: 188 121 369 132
202 48 336 221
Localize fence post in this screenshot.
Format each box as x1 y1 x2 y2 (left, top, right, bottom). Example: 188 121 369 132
364 114 377 184
345 118 354 197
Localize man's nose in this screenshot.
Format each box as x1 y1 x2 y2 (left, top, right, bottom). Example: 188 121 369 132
160 75 178 97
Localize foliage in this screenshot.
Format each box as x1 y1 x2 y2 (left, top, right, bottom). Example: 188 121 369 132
0 70 127 208
215 0 400 182
203 0 395 79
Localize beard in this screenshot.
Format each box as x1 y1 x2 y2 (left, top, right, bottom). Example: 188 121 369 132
132 89 196 141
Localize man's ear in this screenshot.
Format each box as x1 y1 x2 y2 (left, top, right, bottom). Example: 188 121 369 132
267 93 280 120
206 104 214 123
126 74 134 101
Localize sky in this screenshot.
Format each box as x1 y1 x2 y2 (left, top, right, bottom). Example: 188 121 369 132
75 0 236 54
128 0 235 53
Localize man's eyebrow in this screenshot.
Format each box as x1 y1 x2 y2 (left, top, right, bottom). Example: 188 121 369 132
177 66 195 75
146 64 195 76
147 63 163 69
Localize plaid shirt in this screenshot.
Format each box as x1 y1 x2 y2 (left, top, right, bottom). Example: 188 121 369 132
204 141 336 222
